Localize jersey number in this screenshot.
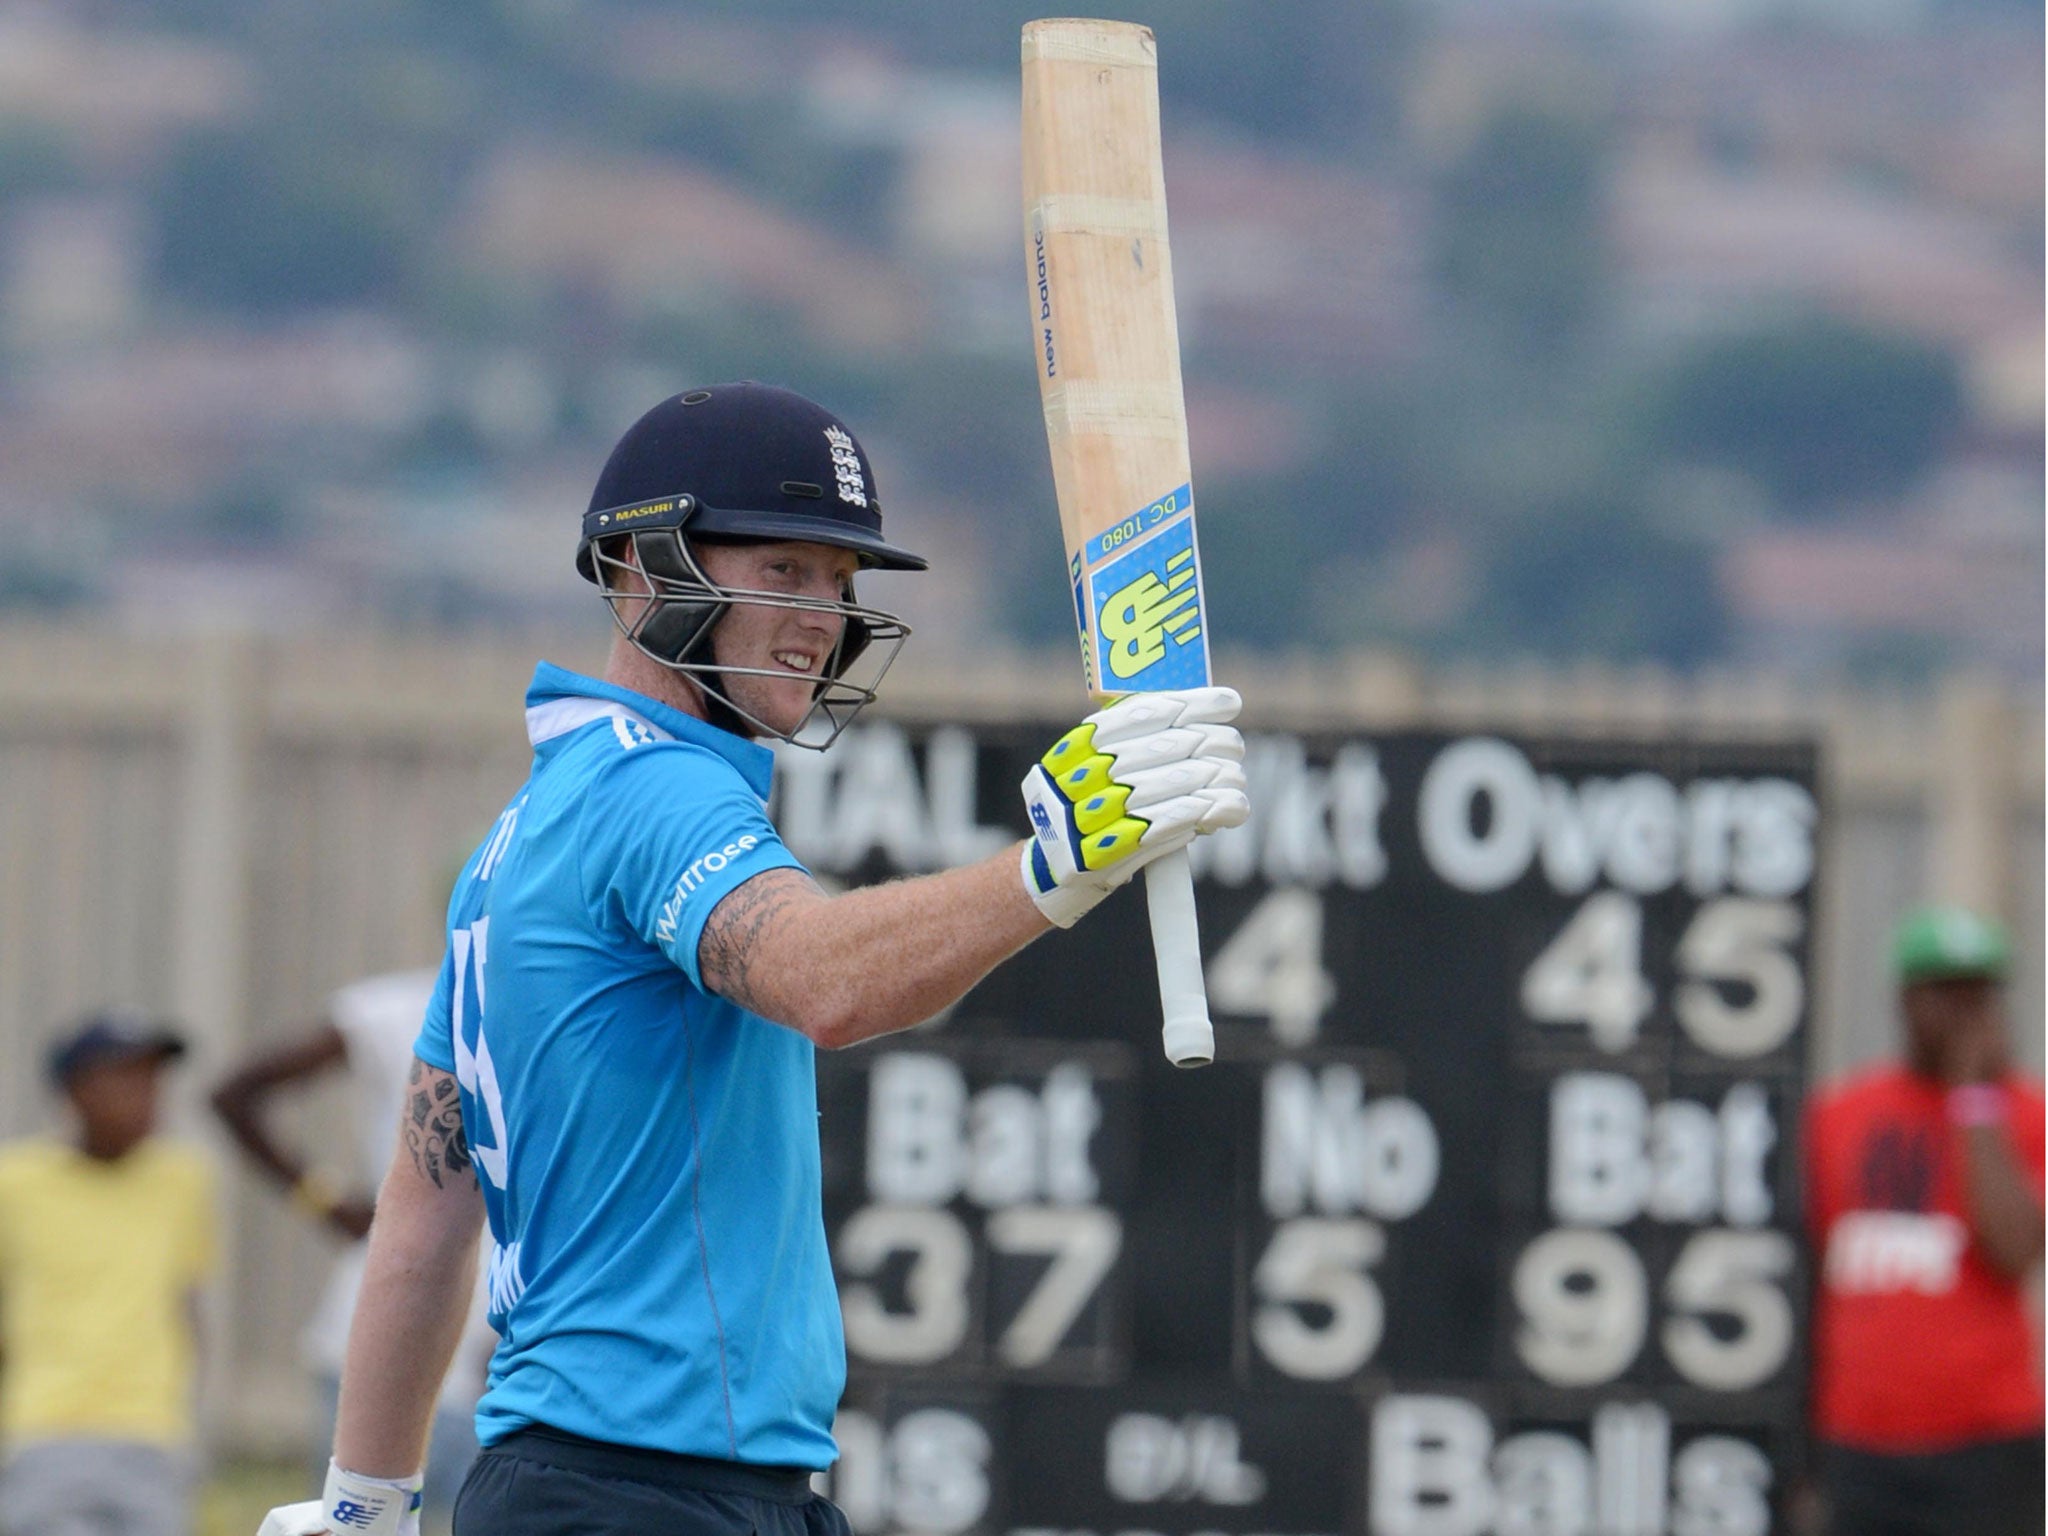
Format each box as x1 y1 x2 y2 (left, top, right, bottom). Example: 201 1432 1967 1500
450 917 511 1189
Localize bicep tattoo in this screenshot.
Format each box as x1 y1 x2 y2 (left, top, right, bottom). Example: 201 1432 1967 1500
697 867 825 1016
405 1056 475 1191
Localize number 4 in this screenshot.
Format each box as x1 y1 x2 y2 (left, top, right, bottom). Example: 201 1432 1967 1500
1207 889 1337 1047
1520 892 1652 1051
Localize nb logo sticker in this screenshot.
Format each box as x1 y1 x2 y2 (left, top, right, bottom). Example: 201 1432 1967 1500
1085 503 1205 690
331 1501 378 1529
1100 559 1200 680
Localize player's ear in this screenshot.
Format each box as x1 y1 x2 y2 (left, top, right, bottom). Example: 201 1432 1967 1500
636 531 700 587
596 534 646 594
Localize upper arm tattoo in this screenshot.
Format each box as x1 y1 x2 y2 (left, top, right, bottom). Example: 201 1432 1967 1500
405 1056 475 1191
697 867 825 1016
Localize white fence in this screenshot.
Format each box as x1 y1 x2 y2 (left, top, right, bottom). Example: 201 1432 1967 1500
0 624 2037 1452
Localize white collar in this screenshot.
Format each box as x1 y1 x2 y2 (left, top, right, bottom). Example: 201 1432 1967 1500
524 695 673 749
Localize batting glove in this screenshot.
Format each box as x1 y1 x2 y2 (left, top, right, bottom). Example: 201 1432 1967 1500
255 1462 423 1536
1021 686 1248 927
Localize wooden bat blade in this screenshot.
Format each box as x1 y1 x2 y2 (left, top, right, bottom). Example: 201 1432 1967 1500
1023 18 1215 1067
1022 18 1210 701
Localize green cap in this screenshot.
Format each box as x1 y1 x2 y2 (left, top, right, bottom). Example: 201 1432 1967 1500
1892 904 2011 985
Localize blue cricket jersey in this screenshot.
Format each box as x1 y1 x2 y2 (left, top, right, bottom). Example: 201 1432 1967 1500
414 662 845 1468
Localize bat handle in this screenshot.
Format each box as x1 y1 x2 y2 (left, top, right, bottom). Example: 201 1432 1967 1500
1144 849 1213 1067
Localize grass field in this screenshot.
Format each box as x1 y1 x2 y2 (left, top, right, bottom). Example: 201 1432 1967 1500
198 1460 304 1536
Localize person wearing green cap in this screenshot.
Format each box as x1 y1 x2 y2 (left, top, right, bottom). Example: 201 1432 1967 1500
1804 904 2044 1535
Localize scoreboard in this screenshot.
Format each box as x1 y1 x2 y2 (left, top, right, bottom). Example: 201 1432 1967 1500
773 720 1819 1536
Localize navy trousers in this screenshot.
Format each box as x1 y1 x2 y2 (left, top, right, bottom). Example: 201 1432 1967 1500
454 1426 851 1536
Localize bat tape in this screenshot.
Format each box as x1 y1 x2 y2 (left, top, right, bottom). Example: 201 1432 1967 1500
1041 383 1188 440
1029 195 1169 244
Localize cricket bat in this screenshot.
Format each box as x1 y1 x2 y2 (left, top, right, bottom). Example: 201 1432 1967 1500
1021 18 1216 1068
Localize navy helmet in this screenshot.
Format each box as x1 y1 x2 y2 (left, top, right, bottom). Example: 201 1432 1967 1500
577 382 927 581
577 383 924 748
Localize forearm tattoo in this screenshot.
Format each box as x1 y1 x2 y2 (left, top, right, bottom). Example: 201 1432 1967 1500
406 1057 475 1190
698 868 824 1015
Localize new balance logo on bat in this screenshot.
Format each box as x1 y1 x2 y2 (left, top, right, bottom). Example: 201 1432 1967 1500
1101 553 1201 681
1033 223 1057 377
1086 512 1205 691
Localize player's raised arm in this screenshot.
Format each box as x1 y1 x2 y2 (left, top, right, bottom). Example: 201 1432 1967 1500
696 687 1245 1049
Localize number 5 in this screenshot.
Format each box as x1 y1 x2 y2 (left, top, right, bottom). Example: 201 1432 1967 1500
1663 1229 1794 1390
1251 1218 1385 1379
1675 899 1804 1058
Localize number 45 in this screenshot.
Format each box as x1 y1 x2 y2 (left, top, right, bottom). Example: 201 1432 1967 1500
1521 894 1804 1056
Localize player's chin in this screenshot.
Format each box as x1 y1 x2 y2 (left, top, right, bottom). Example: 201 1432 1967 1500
744 673 823 735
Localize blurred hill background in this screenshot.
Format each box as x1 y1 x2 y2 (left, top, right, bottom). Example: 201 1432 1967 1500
0 0 2039 684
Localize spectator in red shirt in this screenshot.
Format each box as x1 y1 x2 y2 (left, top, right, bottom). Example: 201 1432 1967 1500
1804 904 2044 1536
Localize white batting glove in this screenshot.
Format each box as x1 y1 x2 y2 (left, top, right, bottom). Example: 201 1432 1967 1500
255 1462 423 1536
1021 686 1248 927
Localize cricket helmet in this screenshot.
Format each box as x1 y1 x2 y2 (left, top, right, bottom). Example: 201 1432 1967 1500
578 383 926 747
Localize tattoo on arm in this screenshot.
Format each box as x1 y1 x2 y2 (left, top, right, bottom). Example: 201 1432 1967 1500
698 868 825 1016
405 1057 475 1191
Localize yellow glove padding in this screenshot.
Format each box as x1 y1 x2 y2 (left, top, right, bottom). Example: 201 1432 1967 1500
1020 687 1249 927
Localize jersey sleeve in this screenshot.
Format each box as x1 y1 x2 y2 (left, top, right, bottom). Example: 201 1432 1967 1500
411 944 459 1074
580 745 806 990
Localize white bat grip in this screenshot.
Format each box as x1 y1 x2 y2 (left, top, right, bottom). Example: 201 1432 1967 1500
1144 849 1213 1067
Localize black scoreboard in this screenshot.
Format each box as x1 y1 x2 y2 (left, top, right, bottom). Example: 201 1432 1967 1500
773 721 1819 1536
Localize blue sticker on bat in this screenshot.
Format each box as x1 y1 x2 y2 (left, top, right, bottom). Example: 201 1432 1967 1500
1089 503 1209 690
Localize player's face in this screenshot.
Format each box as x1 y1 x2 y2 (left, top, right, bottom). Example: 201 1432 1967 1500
697 540 862 737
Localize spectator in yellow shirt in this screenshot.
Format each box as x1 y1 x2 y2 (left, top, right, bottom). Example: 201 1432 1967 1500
0 1014 219 1536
